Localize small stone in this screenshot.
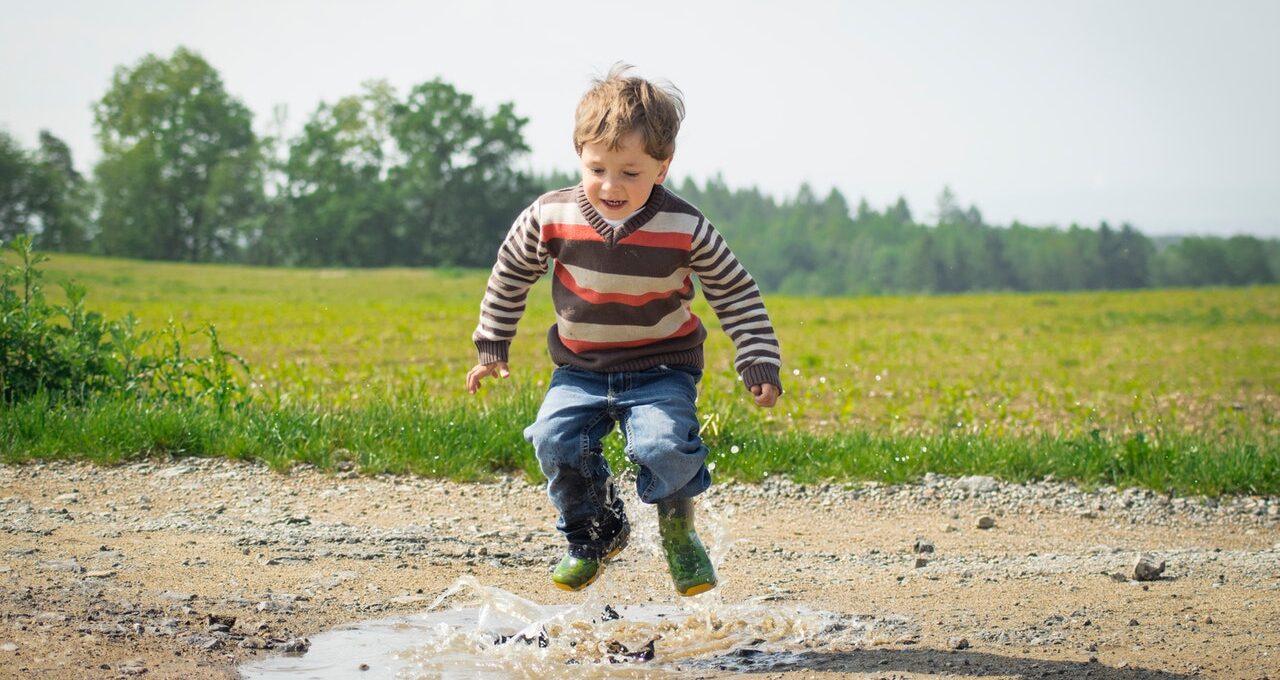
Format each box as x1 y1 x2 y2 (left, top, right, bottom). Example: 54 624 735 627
54 492 81 504
1132 554 1166 581
187 635 222 650
159 591 195 602
360 663 370 671
1 643 17 652
36 559 82 573
976 516 996 530
157 465 196 478
278 638 311 653
913 538 935 554
207 613 236 628
239 636 268 650
914 557 928 568
85 570 116 579
949 637 971 650
1128 618 1139 626
956 476 999 494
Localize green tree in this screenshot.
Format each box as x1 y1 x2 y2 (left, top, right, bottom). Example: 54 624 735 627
283 81 399 266
31 132 92 251
283 78 533 267
0 130 90 251
0 130 37 242
93 47 262 261
389 79 533 267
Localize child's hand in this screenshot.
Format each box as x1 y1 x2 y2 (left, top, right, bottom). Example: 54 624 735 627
750 383 780 408
466 361 510 394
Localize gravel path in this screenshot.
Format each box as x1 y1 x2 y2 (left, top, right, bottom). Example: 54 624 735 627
1 459 1278 679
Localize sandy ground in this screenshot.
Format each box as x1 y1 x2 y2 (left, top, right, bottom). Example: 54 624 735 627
1 459 1278 680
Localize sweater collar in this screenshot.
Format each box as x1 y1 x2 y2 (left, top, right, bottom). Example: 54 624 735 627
575 183 668 245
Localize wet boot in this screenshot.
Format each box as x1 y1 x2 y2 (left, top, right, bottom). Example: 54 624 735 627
657 497 717 596
552 523 630 592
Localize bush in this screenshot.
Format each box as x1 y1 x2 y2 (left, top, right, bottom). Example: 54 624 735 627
0 235 251 410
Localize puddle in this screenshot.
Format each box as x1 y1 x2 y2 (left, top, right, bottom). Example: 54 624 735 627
240 490 916 678
239 576 917 679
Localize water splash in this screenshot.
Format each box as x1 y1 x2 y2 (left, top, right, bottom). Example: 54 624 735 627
240 487 915 678
239 575 916 679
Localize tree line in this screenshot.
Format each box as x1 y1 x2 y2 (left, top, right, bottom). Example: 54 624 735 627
2 47 1276 294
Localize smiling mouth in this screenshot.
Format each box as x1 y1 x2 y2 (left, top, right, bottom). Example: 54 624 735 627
601 199 627 210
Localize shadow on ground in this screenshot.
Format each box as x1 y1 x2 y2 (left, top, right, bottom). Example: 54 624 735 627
724 647 1192 679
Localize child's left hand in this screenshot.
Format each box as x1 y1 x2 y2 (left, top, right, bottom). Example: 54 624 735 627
750 383 780 408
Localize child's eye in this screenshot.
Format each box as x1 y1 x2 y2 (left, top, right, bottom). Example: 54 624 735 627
624 172 640 178
589 168 605 176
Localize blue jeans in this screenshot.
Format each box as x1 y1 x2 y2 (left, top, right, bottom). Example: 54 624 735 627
523 364 710 555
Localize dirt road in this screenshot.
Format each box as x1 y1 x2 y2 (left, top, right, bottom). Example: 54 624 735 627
1 459 1277 679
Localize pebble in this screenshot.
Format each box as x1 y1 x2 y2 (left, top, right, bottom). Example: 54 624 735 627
278 638 311 653
956 476 999 494
159 591 195 602
949 636 971 650
1133 554 1166 581
37 559 82 573
976 516 996 530
157 466 196 478
913 538 935 554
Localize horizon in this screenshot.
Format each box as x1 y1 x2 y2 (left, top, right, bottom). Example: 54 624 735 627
2 0 1277 239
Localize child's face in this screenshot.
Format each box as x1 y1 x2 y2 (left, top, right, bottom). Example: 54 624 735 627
579 131 672 220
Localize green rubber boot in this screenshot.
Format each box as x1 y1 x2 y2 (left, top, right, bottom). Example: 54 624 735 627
657 497 717 596
552 524 629 592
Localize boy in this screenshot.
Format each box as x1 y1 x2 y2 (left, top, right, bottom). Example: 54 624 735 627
466 64 782 596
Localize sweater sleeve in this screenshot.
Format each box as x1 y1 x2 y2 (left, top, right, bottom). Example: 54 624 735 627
688 218 783 391
471 201 550 365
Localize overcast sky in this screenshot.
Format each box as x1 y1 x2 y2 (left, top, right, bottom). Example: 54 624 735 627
2 0 1277 236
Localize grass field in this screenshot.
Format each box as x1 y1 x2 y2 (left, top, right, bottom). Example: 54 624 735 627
4 253 1278 495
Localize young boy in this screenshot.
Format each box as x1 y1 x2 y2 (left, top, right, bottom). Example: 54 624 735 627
466 65 782 596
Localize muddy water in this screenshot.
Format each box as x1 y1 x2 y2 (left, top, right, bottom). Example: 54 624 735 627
239 575 917 679
240 494 917 678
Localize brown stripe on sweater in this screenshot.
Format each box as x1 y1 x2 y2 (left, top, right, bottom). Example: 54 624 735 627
552 276 693 327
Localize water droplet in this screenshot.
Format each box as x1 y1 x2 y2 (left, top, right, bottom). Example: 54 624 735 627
730 445 741 454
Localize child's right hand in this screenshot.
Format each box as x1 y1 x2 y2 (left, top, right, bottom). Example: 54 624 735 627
466 361 510 394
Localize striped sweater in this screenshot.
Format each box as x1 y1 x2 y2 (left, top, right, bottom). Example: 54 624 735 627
472 183 782 390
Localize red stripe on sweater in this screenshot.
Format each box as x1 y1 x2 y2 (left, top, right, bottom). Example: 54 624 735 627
555 263 691 306
541 223 603 243
558 315 702 353
619 230 692 250
542 222 692 250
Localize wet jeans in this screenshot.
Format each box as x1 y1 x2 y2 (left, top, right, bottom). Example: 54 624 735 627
523 364 710 555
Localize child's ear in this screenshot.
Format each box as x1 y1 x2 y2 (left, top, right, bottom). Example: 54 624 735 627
655 156 673 185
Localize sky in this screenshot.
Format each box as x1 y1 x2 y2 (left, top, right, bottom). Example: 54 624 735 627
2 0 1278 237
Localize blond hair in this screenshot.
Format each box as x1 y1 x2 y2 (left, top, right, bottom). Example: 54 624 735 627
573 63 685 161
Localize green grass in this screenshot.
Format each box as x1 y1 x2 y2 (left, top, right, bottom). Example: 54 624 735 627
3 253 1278 495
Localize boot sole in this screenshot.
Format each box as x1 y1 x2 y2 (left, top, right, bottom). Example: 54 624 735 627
676 579 716 597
